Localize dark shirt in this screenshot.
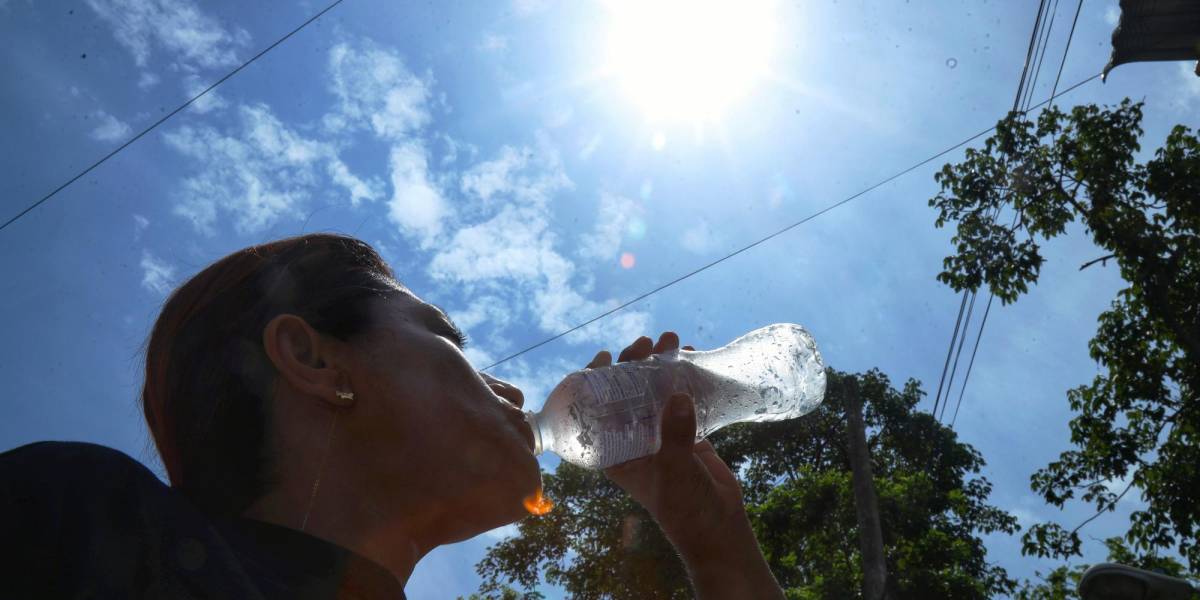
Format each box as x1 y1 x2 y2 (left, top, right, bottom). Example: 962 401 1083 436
0 442 406 599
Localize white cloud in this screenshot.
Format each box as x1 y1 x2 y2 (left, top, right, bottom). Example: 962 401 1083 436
579 134 602 160
680 219 721 254
387 141 449 247
1009 507 1037 528
89 110 131 142
431 203 570 285
578 193 639 260
438 134 477 166
1104 5 1120 26
140 251 175 295
326 40 432 141
1174 62 1200 109
482 523 519 541
767 176 790 209
432 140 651 350
479 33 508 53
1104 472 1139 506
461 146 529 201
487 355 580 413
328 158 383 206
137 71 160 90
85 0 249 69
163 103 376 234
133 214 150 241
182 74 227 113
451 295 514 333
513 0 553 15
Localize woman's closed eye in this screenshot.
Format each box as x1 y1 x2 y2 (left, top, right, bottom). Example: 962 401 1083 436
430 316 469 349
423 304 469 349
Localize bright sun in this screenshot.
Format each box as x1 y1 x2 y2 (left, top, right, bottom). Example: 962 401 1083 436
604 0 777 123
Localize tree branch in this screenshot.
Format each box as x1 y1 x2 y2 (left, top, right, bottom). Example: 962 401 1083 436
1069 478 1136 537
1078 254 1117 271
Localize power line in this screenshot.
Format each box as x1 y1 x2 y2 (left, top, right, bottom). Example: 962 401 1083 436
1016 0 1052 113
933 0 1049 420
482 73 1101 372
1050 0 1087 101
950 292 993 428
931 292 969 420
942 3 1052 425
0 0 348 234
939 289 976 422
1024 0 1062 112
947 0 1090 429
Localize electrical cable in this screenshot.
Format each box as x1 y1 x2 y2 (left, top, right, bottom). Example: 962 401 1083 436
1050 0 1086 102
947 0 1089 429
482 73 1101 372
932 0 1048 418
931 292 970 421
0 0 348 234
1025 0 1062 111
939 288 977 422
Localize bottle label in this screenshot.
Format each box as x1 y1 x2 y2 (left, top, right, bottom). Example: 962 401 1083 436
579 366 661 466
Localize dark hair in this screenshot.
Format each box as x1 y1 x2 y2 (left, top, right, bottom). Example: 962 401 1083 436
142 233 401 515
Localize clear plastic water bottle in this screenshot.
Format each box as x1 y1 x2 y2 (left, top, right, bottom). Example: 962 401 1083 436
525 323 826 469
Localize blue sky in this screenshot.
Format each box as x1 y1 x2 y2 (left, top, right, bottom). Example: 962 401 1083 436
1 0 1197 596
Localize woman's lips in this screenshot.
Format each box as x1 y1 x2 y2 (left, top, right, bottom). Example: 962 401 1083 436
495 392 537 452
510 411 536 453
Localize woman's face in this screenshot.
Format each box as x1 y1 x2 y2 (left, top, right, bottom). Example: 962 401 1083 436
339 291 540 542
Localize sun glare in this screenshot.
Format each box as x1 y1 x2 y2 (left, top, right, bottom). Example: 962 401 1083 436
604 0 777 122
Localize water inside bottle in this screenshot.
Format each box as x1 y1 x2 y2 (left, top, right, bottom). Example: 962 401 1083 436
534 323 825 470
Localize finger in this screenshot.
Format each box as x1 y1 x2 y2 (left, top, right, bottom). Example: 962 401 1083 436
587 350 612 369
485 379 525 410
682 345 695 351
659 393 698 461
617 336 653 363
697 450 742 491
652 331 680 354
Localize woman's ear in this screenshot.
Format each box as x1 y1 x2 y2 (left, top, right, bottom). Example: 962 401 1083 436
262 314 350 408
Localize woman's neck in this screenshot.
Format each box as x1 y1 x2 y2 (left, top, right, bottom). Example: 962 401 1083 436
243 476 431 587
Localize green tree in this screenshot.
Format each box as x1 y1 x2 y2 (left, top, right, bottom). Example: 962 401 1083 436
474 369 1018 599
457 586 545 600
929 100 1199 568
1014 537 1196 599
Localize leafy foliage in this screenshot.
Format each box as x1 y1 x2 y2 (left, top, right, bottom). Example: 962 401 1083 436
930 100 1200 568
457 586 545 600
1013 537 1196 599
474 369 1018 598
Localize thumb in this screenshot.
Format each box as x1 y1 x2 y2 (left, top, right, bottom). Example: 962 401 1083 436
660 393 697 460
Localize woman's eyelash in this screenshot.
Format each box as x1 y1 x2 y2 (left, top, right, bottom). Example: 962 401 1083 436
449 328 469 349
435 320 468 349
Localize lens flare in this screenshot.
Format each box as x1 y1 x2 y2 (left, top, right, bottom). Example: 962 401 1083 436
626 218 647 239
523 488 554 515
620 252 636 269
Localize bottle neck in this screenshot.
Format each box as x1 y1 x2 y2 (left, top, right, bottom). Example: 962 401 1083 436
525 410 545 455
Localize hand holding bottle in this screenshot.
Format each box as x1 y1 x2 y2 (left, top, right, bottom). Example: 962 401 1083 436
594 332 785 600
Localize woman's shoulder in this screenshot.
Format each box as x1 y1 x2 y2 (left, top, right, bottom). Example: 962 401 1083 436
1 440 155 471
0 440 161 495
0 441 216 597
